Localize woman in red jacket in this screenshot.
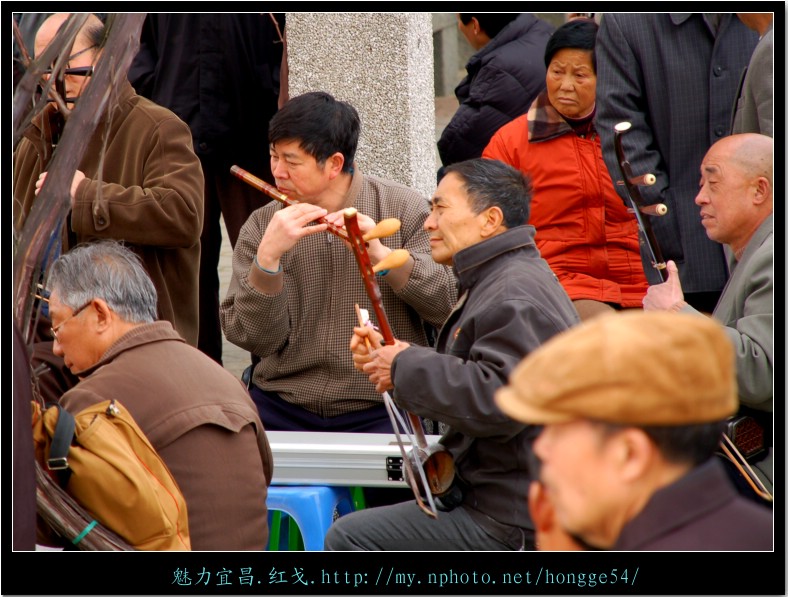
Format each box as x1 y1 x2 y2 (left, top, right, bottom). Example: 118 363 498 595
483 19 647 321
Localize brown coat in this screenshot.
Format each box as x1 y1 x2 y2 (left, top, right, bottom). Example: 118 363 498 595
14 80 204 345
60 322 273 551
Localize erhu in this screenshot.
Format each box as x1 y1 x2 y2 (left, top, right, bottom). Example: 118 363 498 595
613 121 669 283
613 125 771 504
231 165 455 517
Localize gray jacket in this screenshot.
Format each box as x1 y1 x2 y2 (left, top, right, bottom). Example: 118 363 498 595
392 226 579 549
731 20 773 136
596 13 758 293
680 214 773 490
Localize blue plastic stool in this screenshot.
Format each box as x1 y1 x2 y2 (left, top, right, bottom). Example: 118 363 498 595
266 485 355 551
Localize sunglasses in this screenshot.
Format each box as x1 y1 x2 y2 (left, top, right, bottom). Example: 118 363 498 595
44 44 97 72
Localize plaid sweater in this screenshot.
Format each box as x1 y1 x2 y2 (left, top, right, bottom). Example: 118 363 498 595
221 172 457 416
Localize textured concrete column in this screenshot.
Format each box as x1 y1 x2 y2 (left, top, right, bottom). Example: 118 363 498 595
286 13 436 199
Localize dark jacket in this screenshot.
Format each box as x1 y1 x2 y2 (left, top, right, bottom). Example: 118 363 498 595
61 322 273 551
437 13 554 168
13 81 204 346
392 226 580 549
614 458 772 550
129 13 284 175
596 13 758 292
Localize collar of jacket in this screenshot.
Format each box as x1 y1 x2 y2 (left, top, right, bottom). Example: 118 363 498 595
670 14 694 25
670 13 732 33
731 212 773 266
75 320 185 377
452 225 539 292
613 458 740 550
100 78 136 125
526 89 597 144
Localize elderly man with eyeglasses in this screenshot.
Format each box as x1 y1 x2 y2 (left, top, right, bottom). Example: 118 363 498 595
41 239 273 551
14 13 204 404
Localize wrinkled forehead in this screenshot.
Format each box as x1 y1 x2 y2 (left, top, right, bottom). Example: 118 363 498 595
700 146 737 178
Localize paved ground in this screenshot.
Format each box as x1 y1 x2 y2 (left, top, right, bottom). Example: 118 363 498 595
218 95 460 380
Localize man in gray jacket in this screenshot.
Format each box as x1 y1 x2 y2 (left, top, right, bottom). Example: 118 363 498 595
643 133 773 495
325 158 579 550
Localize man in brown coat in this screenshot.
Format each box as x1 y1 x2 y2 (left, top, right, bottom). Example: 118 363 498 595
45 240 271 550
14 14 204 401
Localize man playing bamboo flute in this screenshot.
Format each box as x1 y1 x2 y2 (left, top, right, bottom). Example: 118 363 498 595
221 91 457 434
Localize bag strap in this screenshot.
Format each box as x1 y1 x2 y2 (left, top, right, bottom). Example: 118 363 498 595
48 404 75 486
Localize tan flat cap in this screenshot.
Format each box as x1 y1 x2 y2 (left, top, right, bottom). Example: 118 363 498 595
495 311 738 426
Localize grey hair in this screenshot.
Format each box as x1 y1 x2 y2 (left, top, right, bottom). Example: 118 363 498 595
443 158 532 228
47 240 158 323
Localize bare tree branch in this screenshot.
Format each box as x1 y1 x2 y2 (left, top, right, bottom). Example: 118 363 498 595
15 15 147 329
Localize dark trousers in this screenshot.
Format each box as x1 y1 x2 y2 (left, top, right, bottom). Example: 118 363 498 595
249 384 396 433
250 384 412 507
197 160 273 364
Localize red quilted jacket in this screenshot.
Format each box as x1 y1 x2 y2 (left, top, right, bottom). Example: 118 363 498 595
484 92 648 307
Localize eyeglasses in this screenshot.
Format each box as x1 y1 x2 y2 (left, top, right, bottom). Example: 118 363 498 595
51 300 92 341
42 45 97 78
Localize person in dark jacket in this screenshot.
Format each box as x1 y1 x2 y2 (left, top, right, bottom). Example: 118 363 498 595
495 310 773 551
437 13 553 174
325 158 579 551
129 14 287 365
595 13 758 312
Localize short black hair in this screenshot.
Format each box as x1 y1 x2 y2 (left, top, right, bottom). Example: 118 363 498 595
544 18 598 72
459 14 520 39
641 421 727 466
443 158 531 228
597 420 727 467
268 91 360 173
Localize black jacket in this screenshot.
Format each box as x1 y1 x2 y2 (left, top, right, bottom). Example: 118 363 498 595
392 226 579 549
614 458 773 550
129 13 285 173
438 13 554 168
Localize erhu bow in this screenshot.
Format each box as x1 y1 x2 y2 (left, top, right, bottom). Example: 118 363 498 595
613 121 669 283
230 165 455 517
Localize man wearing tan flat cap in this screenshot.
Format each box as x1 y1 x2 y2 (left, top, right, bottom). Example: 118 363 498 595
495 311 773 551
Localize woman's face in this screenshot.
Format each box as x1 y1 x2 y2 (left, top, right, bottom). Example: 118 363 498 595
545 48 596 119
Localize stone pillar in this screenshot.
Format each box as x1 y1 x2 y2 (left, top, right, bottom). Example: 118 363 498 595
286 13 436 199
